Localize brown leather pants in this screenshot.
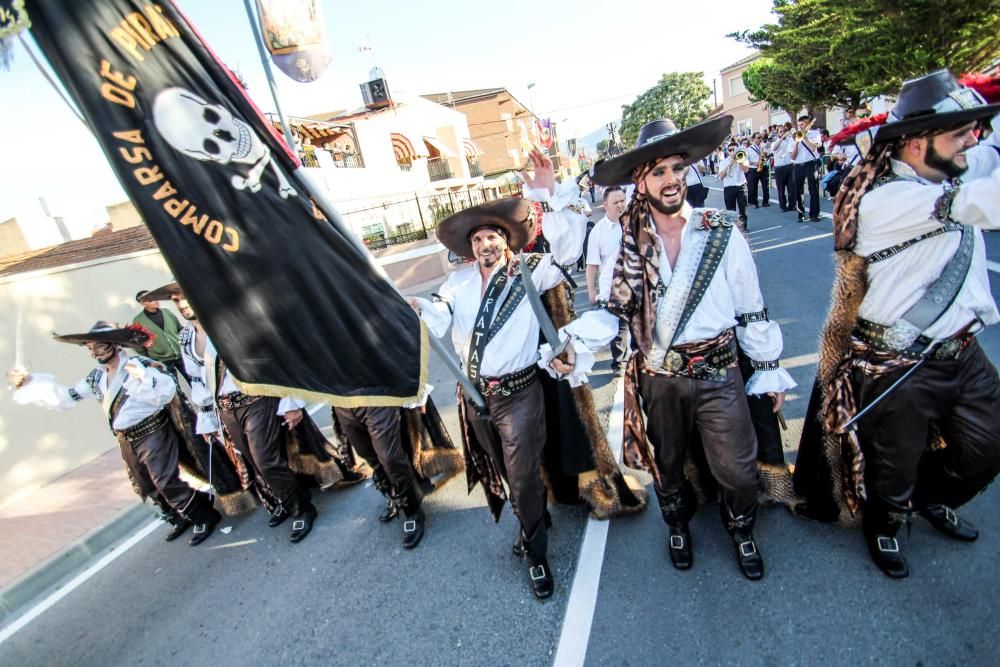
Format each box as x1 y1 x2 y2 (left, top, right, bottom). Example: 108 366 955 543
853 339 1000 511
465 380 548 536
638 367 759 514
334 406 416 494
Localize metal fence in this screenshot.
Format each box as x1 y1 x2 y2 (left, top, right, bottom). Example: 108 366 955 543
341 183 523 250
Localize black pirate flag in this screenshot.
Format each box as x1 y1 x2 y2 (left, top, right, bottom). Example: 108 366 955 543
27 0 428 407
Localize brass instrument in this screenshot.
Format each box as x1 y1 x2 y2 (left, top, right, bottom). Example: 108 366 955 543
794 118 817 142
733 149 748 165
756 149 770 172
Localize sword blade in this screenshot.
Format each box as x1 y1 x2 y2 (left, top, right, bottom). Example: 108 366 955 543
518 252 568 357
843 357 928 433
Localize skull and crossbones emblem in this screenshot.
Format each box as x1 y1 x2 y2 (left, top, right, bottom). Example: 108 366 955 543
152 87 297 199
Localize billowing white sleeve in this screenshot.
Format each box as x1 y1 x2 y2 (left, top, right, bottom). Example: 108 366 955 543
524 180 587 266
277 397 307 414
11 373 93 411
195 408 221 436
724 233 797 395
413 275 456 338
123 361 176 408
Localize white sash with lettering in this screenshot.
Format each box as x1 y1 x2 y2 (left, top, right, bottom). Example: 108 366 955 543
649 224 711 368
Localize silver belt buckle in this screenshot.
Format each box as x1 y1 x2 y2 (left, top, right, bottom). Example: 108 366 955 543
884 319 921 351
664 350 684 373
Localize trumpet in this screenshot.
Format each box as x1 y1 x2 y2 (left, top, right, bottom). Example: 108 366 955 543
733 149 748 165
794 118 817 142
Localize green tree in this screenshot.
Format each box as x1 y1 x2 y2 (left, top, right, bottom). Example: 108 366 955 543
619 72 712 146
595 139 609 154
732 0 1000 110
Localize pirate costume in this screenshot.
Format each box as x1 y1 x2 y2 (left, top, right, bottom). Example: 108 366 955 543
566 117 797 580
792 70 1000 579
146 282 361 544
11 322 221 545
414 181 647 599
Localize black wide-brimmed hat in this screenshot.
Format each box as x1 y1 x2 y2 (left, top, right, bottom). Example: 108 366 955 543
874 69 1000 144
436 198 537 258
143 281 183 302
592 114 733 186
52 320 153 348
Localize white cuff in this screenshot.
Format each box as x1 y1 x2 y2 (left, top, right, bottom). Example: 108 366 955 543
537 335 594 388
744 367 797 395
524 179 580 212
402 383 434 409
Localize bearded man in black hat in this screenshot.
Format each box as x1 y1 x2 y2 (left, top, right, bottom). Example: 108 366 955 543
407 149 594 600
554 116 797 580
792 70 1000 579
8 322 221 545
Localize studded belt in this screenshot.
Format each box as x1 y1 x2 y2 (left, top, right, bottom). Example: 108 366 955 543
217 392 261 411
854 318 974 360
659 335 738 381
116 410 169 441
476 365 537 398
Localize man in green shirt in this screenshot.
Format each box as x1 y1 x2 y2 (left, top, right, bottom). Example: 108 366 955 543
132 290 186 384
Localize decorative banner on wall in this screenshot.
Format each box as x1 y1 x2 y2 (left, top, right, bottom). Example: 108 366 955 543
27 0 428 407
536 118 553 149
255 0 331 83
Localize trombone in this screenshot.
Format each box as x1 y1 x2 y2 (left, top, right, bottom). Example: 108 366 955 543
794 118 817 142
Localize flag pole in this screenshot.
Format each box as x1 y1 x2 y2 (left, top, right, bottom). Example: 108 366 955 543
240 1 486 412
241 0 297 154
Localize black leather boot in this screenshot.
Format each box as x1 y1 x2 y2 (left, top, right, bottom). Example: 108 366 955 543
513 509 551 557
397 483 425 549
186 491 222 546
165 516 192 541
267 504 289 528
863 503 909 579
523 521 554 600
918 504 979 542
657 486 694 570
721 498 764 580
371 469 399 523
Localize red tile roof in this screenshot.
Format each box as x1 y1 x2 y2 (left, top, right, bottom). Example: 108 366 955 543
0 225 158 278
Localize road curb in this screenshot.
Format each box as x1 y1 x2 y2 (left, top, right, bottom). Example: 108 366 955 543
0 502 158 625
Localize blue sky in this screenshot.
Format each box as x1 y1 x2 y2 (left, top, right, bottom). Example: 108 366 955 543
0 0 772 246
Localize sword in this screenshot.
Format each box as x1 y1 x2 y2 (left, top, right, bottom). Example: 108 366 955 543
519 252 570 361
842 318 978 433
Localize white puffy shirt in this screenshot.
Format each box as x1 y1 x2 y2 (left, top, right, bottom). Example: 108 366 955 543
416 179 587 377
854 132 1000 340
12 351 176 430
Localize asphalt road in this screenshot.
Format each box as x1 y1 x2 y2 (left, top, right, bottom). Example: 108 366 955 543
1 179 998 666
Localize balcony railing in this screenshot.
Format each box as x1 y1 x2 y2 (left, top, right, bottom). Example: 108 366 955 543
467 159 483 177
427 158 453 181
332 153 364 168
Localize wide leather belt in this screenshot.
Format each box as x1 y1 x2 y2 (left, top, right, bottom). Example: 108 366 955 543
217 391 261 411
659 335 738 381
854 318 974 360
116 409 169 441
476 365 537 398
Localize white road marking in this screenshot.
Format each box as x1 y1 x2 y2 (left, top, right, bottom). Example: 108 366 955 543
552 377 626 667
753 233 833 254
987 260 1000 275
746 225 782 235
748 238 781 247
0 519 161 645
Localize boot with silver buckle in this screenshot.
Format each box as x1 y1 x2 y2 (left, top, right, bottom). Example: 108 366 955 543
863 502 909 579
657 486 695 570
186 491 221 546
396 483 425 549
918 503 978 542
522 521 554 600
288 491 317 544
267 504 289 528
721 497 764 580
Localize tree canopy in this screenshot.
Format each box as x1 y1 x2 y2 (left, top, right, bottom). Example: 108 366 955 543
619 72 712 146
731 0 1000 111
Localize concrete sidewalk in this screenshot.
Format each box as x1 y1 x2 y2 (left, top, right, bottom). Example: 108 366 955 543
0 448 155 623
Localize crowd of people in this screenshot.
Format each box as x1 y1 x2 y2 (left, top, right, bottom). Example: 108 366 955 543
8 68 1000 601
